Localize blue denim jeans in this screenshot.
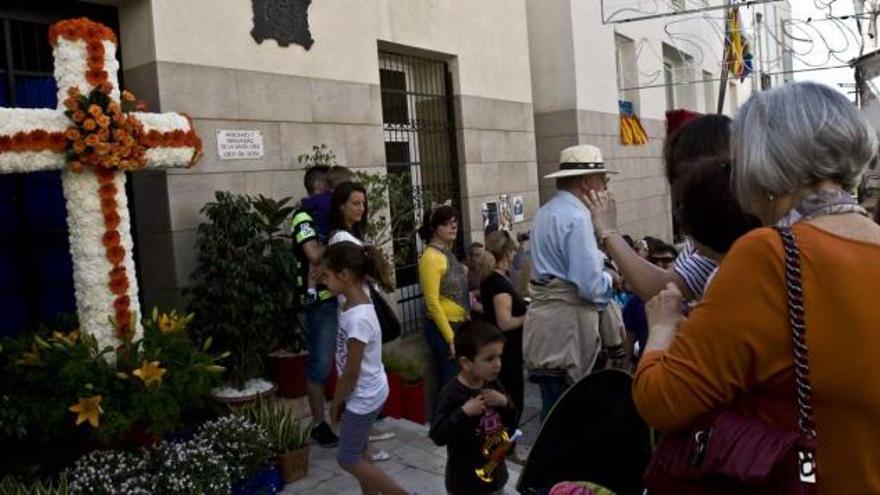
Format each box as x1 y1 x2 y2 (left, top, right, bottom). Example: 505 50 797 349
530 373 573 422
424 319 460 392
305 298 338 384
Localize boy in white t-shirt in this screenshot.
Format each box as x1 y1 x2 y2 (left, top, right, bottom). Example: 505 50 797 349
322 241 406 495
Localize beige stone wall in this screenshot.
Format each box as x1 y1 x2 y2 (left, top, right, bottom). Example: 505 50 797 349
118 0 538 309
125 61 386 309
526 0 673 245
456 95 539 244
534 109 672 243
143 0 533 104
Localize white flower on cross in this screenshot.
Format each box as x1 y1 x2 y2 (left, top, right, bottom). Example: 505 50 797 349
0 18 202 352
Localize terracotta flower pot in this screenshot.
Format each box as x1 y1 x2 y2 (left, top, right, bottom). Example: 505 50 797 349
402 378 426 424
278 446 310 483
270 350 309 399
384 371 403 418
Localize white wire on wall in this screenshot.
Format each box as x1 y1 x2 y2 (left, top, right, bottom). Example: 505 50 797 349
607 0 876 91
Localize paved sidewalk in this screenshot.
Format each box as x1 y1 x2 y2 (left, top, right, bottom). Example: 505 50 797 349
282 378 543 494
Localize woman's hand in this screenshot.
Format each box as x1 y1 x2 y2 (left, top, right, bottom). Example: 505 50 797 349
448 341 456 360
644 283 686 352
584 190 619 236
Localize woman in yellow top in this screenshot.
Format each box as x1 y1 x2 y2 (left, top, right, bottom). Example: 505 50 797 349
418 203 469 389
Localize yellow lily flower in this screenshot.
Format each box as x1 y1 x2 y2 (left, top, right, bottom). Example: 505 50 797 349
69 395 103 428
49 329 80 347
18 343 42 366
133 360 167 387
158 313 175 333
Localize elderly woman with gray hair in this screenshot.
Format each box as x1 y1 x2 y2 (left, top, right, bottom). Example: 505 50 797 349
634 82 880 492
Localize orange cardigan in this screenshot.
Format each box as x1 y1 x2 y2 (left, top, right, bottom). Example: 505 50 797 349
634 224 880 494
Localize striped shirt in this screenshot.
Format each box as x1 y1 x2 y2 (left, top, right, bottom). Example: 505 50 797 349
673 240 717 300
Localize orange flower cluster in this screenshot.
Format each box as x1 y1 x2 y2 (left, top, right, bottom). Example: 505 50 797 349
49 19 117 89
0 130 67 153
139 128 202 149
49 18 117 46
181 114 204 165
95 166 132 338
63 86 148 174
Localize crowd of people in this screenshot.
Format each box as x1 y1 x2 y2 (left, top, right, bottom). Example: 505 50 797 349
290 81 880 494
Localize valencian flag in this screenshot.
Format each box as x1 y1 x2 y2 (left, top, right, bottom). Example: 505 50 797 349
725 6 753 80
619 100 648 145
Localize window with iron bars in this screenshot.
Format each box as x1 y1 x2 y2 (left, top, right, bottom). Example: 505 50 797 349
378 51 462 335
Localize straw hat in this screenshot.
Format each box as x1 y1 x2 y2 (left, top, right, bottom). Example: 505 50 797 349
544 144 619 179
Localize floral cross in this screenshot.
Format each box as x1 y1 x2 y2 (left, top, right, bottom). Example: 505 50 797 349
0 18 202 351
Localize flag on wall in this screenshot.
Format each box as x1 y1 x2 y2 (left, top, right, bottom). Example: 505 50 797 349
725 7 753 81
619 100 648 145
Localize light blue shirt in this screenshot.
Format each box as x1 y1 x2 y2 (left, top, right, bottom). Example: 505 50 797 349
530 190 613 305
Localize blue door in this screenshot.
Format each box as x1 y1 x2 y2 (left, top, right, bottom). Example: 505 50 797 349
0 18 74 337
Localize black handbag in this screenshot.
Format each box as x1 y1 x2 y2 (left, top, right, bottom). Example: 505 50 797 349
369 284 401 343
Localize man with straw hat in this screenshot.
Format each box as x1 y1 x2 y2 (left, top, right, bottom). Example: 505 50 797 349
524 144 625 420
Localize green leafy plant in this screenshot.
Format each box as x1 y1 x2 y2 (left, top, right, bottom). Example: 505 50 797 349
382 351 405 375
195 415 273 481
0 474 68 495
356 170 427 268
0 309 225 449
236 398 309 454
186 191 302 388
400 357 425 384
297 144 338 169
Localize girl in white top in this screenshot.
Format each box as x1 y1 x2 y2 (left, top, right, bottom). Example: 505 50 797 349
329 180 398 461
322 242 405 495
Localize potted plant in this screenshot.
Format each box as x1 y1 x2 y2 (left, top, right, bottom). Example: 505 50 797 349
0 307 226 477
239 398 311 483
253 194 311 400
151 438 231 494
194 414 282 494
382 352 404 419
68 449 152 494
400 358 427 424
186 192 301 402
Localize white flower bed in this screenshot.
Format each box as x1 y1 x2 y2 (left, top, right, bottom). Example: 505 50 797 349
131 111 190 133
62 169 142 350
145 147 197 168
53 38 89 106
212 378 275 399
0 108 69 135
0 151 65 173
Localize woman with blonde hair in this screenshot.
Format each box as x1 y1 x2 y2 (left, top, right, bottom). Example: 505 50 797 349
478 230 528 419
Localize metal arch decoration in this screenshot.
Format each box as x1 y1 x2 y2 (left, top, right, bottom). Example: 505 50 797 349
251 0 314 50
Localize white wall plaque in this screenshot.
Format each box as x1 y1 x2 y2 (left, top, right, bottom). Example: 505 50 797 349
217 130 264 160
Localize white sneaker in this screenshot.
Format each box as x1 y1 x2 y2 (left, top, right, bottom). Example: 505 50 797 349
371 449 391 462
